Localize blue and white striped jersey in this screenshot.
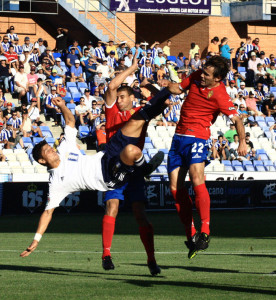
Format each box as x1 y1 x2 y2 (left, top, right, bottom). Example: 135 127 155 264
140 66 153 78
46 94 59 108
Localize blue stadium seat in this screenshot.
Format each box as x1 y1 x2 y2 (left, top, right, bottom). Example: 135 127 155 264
257 121 266 129
222 160 231 166
255 116 265 122
264 131 271 139
163 154 168 163
232 160 242 166
32 137 43 145
256 149 266 155
242 160 252 166
258 154 268 160
22 137 32 146
263 160 273 167
267 121 275 127
42 130 53 138
245 165 255 172
46 137 55 147
270 87 276 92
142 149 147 154
144 143 153 150
224 165 234 172
255 165 266 171
159 148 169 154
151 176 161 181
78 125 90 139
238 67 246 72
253 160 263 167
145 137 151 143
148 148 158 157
40 126 50 131
144 154 150 162
77 82 88 89
167 55 177 62
53 52 61 60
266 166 276 171
248 116 255 123
66 82 77 89
265 116 275 123
67 103 76 115
158 166 167 173
234 166 244 171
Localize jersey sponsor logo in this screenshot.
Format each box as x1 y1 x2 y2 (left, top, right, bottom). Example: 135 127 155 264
192 153 202 159
229 107 236 111
67 152 79 162
22 183 43 213
207 90 213 99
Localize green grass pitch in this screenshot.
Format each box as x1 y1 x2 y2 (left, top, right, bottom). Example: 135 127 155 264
0 210 275 299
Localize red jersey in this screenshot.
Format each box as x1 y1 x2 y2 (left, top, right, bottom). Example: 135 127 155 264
177 70 238 140
105 100 146 149
4 52 18 62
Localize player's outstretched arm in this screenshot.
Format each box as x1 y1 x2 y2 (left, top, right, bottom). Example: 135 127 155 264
159 79 183 95
20 208 55 257
231 115 247 156
105 50 139 106
52 97 75 128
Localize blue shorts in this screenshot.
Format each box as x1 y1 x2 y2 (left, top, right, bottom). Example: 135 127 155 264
104 172 146 203
101 129 140 189
167 135 209 173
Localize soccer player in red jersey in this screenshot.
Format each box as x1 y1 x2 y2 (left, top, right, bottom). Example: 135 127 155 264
102 55 164 275
163 56 247 258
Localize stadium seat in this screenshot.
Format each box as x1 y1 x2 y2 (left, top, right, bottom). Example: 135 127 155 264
78 125 90 139
232 160 242 166
52 52 61 59
157 166 167 173
144 142 154 150
145 137 151 143
155 141 166 150
266 166 276 171
255 165 266 171
224 165 234 172
33 137 43 145
263 160 273 167
253 160 263 167
77 82 88 90
248 116 255 123
14 149 25 154
255 116 265 122
167 55 177 62
270 87 276 92
23 166 35 174
213 164 225 172
257 121 266 129
267 121 275 127
244 164 254 171
46 137 55 147
159 148 169 154
264 131 271 139
238 67 246 72
2 149 13 155
256 149 266 155
242 160 252 166
144 154 150 162
148 148 158 157
8 161 20 167
258 154 268 160
234 166 244 171
265 116 275 124
66 82 77 89
222 160 231 166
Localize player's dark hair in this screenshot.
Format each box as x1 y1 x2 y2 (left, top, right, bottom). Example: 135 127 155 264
32 140 48 164
117 85 134 96
204 56 229 81
233 134 238 138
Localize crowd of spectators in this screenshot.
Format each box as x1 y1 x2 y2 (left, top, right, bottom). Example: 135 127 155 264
0 25 275 159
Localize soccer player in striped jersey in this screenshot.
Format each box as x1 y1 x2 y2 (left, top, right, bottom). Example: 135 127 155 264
161 56 247 259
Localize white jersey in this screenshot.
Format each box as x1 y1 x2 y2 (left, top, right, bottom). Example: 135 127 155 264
46 125 108 210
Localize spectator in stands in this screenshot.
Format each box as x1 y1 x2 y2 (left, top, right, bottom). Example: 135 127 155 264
246 91 264 116
27 98 41 123
253 37 260 52
45 86 60 126
96 59 110 79
269 54 276 65
94 71 106 86
3 102 13 120
95 41 106 61
70 60 84 82
8 110 21 130
53 132 64 150
49 69 61 85
215 135 230 160
140 59 153 81
93 87 104 103
38 61 50 78
0 59 11 92
106 40 118 59
27 65 38 95
56 27 68 52
107 51 117 70
219 37 232 64
266 62 276 85
224 123 237 143
13 37 22 55
21 108 43 138
235 92 247 109
139 50 154 68
0 121 9 148
4 45 18 66
248 148 261 162
14 64 28 104
92 110 105 133
264 93 276 118
254 63 267 83
157 101 178 127
254 82 266 101
154 50 166 70
19 48 32 74
124 51 133 68
7 25 18 42
131 79 143 101
244 36 254 56
33 78 47 113
117 41 128 60
190 53 202 71
40 47 55 66
248 52 261 73
226 80 238 99
34 38 46 54
157 64 166 81
116 58 127 71
163 40 171 57
237 82 249 99
238 104 249 121
82 88 93 109
176 52 185 69
52 58 66 83
75 97 91 126
22 37 33 52
229 134 240 160
269 123 276 148
188 42 200 60
80 48 91 67
0 88 6 108
66 47 78 68
68 40 82 57
1 35 10 53
236 47 248 68
84 57 98 83
207 36 220 56
96 123 106 151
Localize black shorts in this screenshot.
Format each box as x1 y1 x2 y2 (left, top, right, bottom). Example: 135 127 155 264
101 129 139 189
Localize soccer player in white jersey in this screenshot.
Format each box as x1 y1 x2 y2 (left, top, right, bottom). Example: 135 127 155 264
20 52 171 257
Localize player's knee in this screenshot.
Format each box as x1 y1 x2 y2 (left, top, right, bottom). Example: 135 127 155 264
105 199 119 217
123 144 141 160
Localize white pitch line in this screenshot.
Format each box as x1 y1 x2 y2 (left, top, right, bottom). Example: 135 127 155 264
0 250 275 255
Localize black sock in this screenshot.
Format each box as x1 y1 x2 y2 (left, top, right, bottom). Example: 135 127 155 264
134 154 147 168
139 88 171 121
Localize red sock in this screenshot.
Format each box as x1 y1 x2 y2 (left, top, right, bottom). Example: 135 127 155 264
139 224 155 264
171 188 196 239
102 215 116 258
194 184 210 235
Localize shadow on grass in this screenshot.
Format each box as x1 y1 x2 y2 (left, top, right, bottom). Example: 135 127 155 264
105 277 276 296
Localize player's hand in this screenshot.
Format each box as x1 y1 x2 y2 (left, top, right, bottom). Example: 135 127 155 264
158 79 170 87
237 141 247 156
20 240 38 257
52 97 65 108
